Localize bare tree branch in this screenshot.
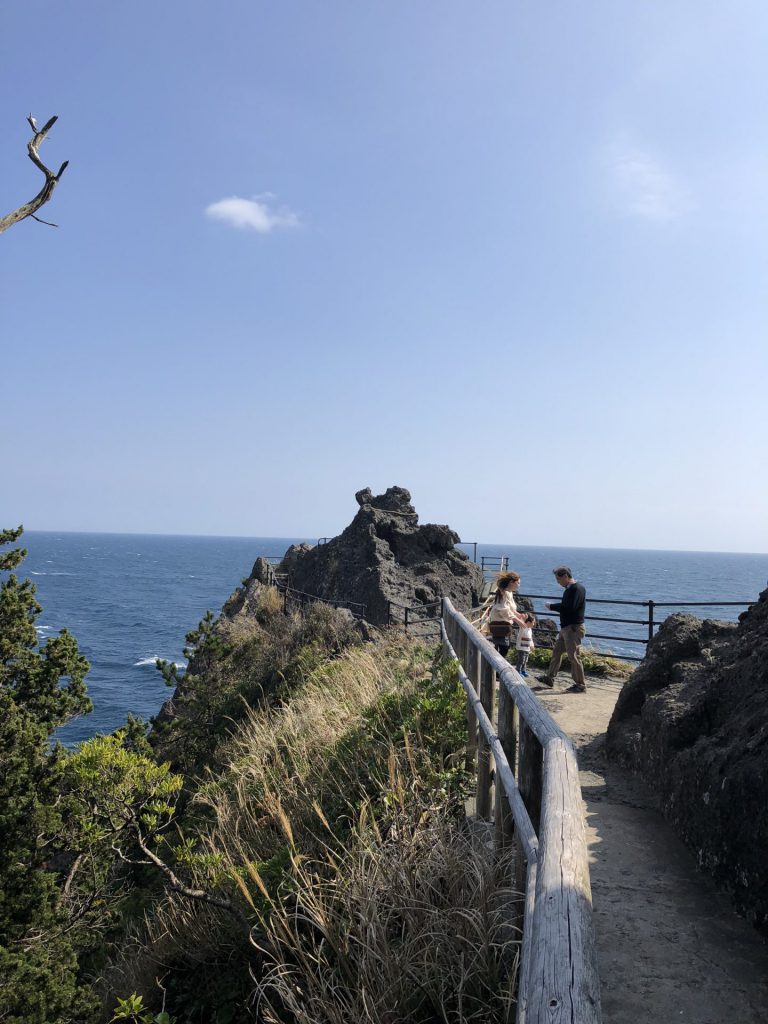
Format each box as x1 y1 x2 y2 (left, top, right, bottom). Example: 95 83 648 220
31 213 59 227
0 114 68 236
63 852 85 896
134 830 240 917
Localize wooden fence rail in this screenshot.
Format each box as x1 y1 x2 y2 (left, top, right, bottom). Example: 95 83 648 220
441 597 601 1024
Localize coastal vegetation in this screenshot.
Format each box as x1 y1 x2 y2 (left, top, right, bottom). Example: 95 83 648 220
1 527 519 1023
525 646 634 680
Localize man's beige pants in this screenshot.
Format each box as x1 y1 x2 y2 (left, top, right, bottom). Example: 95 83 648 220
546 623 586 686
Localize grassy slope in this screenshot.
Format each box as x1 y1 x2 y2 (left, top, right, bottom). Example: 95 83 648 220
102 591 520 1024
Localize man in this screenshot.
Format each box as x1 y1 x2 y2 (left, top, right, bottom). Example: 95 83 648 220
539 566 587 693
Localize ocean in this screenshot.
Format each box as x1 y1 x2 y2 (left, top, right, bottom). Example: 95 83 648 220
13 531 768 747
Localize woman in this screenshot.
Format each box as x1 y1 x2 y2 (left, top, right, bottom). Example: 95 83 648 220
487 571 528 657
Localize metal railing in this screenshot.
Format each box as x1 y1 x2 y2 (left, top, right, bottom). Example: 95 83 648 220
442 597 601 1023
387 599 442 633
256 548 754 661
281 586 367 619
455 540 479 563
262 561 290 590
481 555 509 577
521 594 753 661
257 558 366 619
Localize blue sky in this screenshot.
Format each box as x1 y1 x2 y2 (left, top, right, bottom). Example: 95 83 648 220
2 1 766 552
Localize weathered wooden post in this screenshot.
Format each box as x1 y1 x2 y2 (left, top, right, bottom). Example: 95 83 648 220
494 681 518 851
476 653 495 820
463 632 478 778
519 722 543 835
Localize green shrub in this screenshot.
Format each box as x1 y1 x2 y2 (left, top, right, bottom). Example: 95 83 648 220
525 646 634 680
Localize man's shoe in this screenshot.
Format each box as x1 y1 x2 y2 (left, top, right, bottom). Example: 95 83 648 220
564 684 587 694
521 670 528 678
537 675 555 688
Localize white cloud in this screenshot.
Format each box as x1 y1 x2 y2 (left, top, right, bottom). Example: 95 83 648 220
205 194 301 233
605 142 692 222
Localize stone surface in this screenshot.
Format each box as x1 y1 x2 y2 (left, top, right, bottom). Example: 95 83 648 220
251 556 273 585
272 485 484 625
606 591 768 934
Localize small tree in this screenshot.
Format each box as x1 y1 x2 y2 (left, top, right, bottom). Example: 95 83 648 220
0 526 95 1022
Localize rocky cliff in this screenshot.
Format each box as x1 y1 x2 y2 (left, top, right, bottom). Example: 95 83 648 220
606 590 768 933
270 486 485 625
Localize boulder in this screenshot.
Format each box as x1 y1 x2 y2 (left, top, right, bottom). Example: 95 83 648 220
606 592 768 934
270 485 484 625
251 556 274 585
280 543 314 580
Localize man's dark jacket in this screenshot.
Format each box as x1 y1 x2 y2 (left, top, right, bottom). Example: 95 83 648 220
550 582 586 627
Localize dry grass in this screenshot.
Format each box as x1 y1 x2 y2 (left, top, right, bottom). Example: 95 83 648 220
101 617 516 1023
100 638 442 1014
252 774 520 1024
196 642 416 867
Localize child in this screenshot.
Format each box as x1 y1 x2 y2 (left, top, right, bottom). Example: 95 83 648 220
515 613 536 676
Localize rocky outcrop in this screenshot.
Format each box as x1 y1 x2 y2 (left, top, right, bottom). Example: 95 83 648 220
606 591 768 933
271 485 484 625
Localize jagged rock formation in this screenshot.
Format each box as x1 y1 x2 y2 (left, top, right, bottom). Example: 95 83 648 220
606 591 768 934
272 486 484 625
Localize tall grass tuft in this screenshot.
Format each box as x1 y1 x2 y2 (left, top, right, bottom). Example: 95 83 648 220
100 606 517 1023
253 771 519 1024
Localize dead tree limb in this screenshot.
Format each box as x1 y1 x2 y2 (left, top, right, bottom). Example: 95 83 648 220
0 115 68 236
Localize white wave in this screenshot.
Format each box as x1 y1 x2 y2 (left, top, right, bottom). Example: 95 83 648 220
30 571 75 576
134 656 187 668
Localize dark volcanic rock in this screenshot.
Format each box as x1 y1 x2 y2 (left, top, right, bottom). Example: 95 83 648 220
527 611 558 647
274 485 484 624
606 592 768 933
251 556 273 585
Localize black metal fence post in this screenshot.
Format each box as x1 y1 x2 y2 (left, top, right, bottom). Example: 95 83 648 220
648 600 655 643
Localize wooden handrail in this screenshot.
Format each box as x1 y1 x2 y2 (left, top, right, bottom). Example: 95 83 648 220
441 597 601 1024
441 622 538 862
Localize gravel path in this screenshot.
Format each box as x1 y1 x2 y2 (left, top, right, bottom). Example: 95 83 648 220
532 673 768 1024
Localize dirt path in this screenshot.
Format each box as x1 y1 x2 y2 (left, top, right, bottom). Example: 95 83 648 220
532 674 768 1024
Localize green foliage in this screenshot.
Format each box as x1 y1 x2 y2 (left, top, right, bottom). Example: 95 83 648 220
106 626 471 1021
151 602 363 776
0 527 96 1023
526 645 634 679
111 992 175 1024
0 525 25 570
115 713 154 756
0 557 91 728
59 735 187 952
66 734 183 845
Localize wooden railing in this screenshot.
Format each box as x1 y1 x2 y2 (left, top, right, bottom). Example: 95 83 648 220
441 597 601 1024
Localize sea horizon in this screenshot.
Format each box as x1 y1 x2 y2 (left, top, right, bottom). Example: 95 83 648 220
18 527 768 558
